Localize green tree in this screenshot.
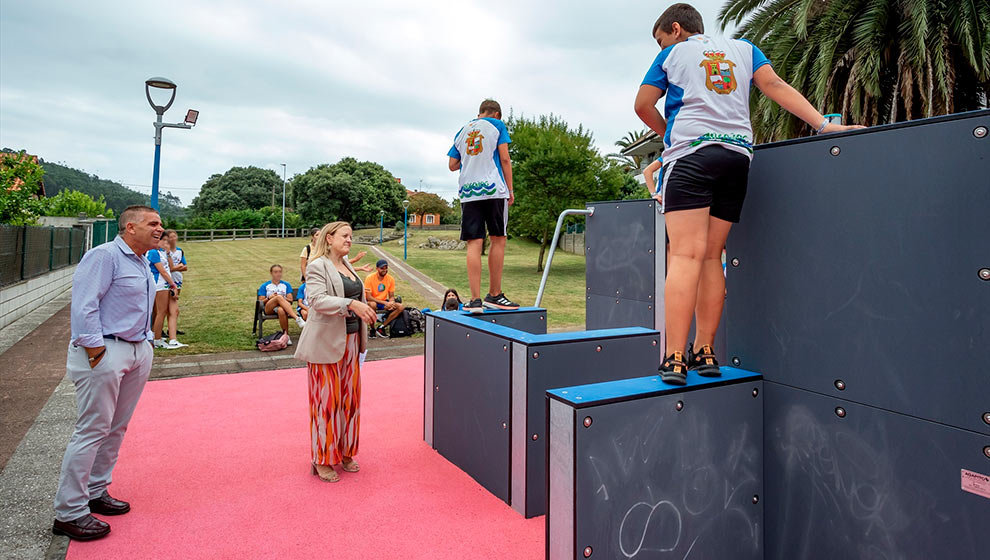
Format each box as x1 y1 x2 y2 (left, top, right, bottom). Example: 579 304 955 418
291 158 405 226
33 157 186 219
507 114 630 271
719 0 990 142
443 196 462 225
0 150 45 225
408 191 451 227
191 166 282 215
38 189 115 218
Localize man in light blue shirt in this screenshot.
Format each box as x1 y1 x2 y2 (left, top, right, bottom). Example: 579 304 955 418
53 205 161 541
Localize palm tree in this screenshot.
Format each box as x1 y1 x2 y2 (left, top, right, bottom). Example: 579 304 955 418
719 0 990 142
608 129 651 171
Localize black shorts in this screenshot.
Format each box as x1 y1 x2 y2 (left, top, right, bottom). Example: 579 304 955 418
659 145 751 223
460 198 508 240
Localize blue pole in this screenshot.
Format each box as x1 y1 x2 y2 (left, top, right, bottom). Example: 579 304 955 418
150 143 162 211
403 208 408 261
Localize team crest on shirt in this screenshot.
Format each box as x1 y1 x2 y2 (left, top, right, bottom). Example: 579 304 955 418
700 51 737 94
466 129 484 155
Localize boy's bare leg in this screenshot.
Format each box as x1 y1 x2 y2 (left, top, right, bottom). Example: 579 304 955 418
276 308 289 332
663 208 710 357
487 236 507 296
152 292 169 339
466 239 483 300
694 216 733 348
167 296 179 341
383 303 405 326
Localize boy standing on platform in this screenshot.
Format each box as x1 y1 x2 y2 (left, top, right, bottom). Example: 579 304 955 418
447 99 519 313
634 3 862 385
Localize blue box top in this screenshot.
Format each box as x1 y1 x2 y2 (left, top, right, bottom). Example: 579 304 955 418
425 308 658 345
547 366 762 407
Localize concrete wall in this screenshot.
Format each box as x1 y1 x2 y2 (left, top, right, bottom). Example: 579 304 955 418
0 266 74 330
557 232 584 254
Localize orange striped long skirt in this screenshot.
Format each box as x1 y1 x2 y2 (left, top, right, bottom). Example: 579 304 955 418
307 332 361 465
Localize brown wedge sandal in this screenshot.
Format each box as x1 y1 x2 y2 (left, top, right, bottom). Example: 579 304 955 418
311 463 340 483
341 458 360 473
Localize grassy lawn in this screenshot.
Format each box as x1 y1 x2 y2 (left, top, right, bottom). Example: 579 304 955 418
359 228 587 330
159 237 430 356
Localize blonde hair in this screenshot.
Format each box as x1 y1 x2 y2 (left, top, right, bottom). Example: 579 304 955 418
309 221 351 263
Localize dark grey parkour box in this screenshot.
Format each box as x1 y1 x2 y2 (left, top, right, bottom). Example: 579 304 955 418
727 108 990 435
583 198 728 364
568 110 990 558
423 307 660 518
764 382 990 560
547 367 763 560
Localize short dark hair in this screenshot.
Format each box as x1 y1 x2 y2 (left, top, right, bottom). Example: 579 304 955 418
309 227 320 236
479 99 501 116
118 205 157 231
270 264 282 273
653 3 704 37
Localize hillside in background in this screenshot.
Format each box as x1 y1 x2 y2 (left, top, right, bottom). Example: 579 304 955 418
2 148 187 218
40 159 187 218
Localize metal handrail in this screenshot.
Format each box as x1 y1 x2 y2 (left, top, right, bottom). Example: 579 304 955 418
534 207 595 307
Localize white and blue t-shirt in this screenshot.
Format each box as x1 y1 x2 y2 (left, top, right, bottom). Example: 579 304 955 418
296 283 308 308
169 247 186 286
642 34 771 166
258 280 292 299
146 248 170 283
447 117 511 202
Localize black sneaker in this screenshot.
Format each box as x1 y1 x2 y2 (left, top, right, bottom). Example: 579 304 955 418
483 293 520 310
463 298 484 313
375 325 389 338
658 351 688 385
688 343 721 377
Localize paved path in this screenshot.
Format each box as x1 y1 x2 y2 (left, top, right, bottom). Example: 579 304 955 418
369 245 446 304
0 255 453 560
0 289 73 472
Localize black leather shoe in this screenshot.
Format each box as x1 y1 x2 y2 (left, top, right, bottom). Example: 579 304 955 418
52 514 110 541
88 492 130 515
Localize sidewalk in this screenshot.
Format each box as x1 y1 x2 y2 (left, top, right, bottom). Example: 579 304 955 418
0 255 453 560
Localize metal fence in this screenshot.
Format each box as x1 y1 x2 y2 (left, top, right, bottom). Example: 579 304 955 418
175 228 306 242
91 220 118 247
0 225 87 287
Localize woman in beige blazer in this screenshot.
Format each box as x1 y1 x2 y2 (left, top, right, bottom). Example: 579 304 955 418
294 221 377 482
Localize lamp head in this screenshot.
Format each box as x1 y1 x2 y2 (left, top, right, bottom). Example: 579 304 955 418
402 199 410 210
145 76 177 115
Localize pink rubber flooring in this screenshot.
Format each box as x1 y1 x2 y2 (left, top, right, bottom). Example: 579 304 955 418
66 356 544 559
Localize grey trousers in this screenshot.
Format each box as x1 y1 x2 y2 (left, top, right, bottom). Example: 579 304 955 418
54 338 152 521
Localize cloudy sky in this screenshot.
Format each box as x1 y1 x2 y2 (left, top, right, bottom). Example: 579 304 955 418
1 0 732 205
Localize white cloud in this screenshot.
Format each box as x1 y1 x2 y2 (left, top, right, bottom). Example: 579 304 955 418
1 0 732 205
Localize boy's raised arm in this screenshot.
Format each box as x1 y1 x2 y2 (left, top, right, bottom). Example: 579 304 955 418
634 84 668 137
753 65 865 134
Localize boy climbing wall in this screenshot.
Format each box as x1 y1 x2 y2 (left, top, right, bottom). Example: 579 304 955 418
634 3 863 385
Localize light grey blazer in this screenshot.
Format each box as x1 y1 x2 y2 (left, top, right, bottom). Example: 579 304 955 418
293 255 368 364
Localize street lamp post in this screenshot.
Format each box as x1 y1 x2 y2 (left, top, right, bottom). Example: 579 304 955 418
280 163 287 238
144 77 197 210
379 209 385 244
402 199 410 261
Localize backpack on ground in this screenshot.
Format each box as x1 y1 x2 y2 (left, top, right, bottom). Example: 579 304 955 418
389 310 413 338
407 308 425 333
257 331 289 352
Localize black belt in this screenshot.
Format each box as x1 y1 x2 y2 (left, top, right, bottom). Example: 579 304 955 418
103 335 142 343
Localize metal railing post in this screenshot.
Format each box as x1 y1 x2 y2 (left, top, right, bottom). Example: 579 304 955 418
534 206 594 307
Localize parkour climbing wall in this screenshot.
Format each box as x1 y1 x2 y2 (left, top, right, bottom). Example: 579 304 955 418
555 109 990 559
